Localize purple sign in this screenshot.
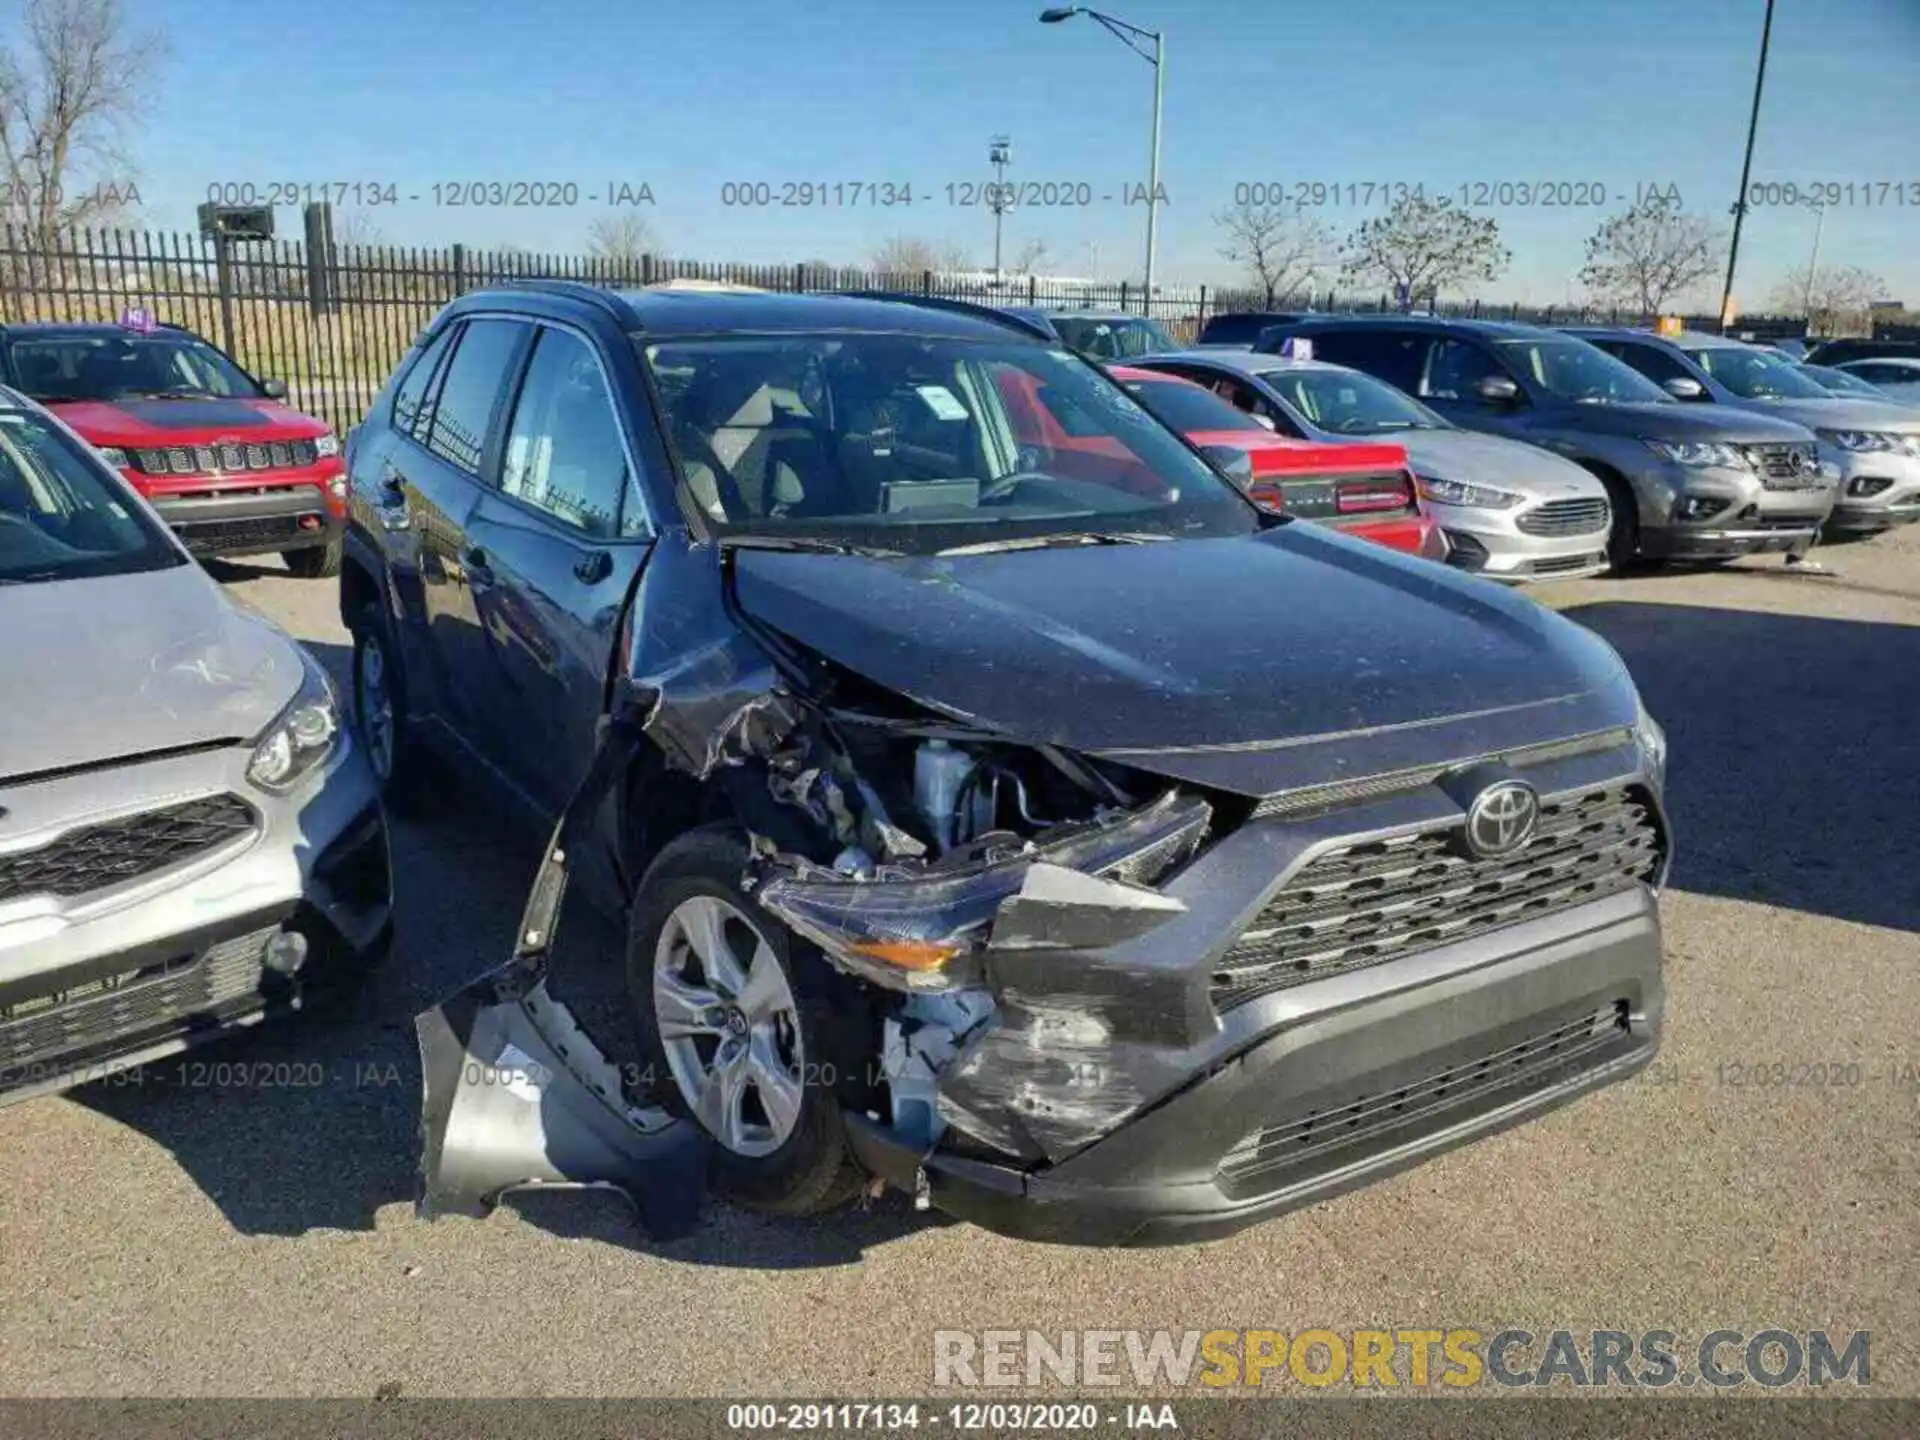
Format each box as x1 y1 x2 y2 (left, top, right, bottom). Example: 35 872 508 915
117 306 158 334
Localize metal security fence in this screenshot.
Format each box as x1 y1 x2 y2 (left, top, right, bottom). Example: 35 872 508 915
0 226 1866 436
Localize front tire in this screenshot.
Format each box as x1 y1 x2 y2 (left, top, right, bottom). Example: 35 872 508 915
1593 471 1652 572
628 827 863 1215
284 535 343 578
349 602 424 811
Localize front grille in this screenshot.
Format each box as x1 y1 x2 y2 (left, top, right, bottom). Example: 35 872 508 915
1517 497 1610 536
0 925 279 1079
0 795 256 904
1215 1000 1632 1196
131 439 318 477
172 514 318 551
1742 443 1822 490
1212 785 1663 1010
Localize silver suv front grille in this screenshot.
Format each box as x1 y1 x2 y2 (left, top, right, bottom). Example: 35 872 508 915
0 795 257 904
1516 497 1610 536
1743 442 1822 490
1211 786 1664 1010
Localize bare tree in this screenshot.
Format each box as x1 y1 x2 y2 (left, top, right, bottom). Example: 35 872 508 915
1578 194 1725 314
870 235 970 275
585 211 661 276
1010 236 1050 274
1339 194 1508 305
1213 198 1333 307
1767 262 1888 336
0 0 164 247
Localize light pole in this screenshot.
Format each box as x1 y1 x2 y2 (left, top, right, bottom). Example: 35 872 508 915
1800 201 1825 332
1039 6 1163 309
988 136 1012 283
1717 0 1776 334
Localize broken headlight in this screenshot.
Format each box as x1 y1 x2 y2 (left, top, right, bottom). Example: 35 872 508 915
756 792 1209 992
247 653 341 793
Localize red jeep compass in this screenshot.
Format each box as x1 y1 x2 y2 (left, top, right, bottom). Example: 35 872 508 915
0 317 347 577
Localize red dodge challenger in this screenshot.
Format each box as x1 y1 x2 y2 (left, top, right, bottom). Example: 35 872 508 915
0 316 347 577
1106 363 1440 557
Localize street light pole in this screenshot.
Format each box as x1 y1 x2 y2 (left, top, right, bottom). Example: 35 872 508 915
1039 7 1164 310
1717 0 1776 334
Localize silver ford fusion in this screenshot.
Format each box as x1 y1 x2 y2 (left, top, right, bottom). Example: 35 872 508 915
0 388 391 1105
1131 349 1613 581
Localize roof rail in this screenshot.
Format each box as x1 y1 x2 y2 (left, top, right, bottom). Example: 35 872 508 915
834 290 1056 341
497 278 639 327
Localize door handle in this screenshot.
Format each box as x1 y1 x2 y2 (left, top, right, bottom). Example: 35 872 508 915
573 550 613 584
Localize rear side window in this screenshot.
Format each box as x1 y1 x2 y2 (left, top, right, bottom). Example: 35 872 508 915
1607 342 1694 387
1306 330 1428 392
392 327 458 440
500 327 644 538
427 319 527 474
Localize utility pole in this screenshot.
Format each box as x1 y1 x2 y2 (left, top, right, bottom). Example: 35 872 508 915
1800 201 1825 332
1718 0 1776 334
988 136 1012 284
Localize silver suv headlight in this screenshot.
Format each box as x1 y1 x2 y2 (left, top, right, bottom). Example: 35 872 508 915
248 653 341 792
1645 439 1749 470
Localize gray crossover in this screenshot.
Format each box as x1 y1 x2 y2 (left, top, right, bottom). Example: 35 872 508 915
1255 318 1837 566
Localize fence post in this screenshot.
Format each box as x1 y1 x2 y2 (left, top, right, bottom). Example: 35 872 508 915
1120 279 1130 313
1028 274 1037 306
794 262 805 293
213 232 237 357
451 242 465 297
921 269 932 296
1197 283 1208 330
642 252 655 286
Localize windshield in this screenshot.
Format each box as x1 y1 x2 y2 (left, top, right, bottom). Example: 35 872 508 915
1119 376 1266 435
1046 316 1177 360
1806 366 1884 397
1493 337 1670 405
1692 346 1834 401
0 409 183 583
1256 366 1447 434
643 334 1258 554
7 332 261 403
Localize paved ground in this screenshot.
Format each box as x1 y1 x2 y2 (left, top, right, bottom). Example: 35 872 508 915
2 529 1915 1398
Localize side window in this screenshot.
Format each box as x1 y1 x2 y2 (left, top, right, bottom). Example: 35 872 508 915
1309 331 1427 392
392 326 458 441
1608 343 1692 386
426 319 526 474
1420 338 1506 401
500 327 643 539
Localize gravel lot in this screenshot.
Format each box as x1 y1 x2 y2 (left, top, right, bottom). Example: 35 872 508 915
2 529 1915 1398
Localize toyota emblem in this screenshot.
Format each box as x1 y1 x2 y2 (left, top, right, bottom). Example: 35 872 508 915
1463 780 1540 859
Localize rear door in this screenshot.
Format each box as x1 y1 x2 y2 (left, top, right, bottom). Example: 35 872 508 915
384 316 531 744
463 322 656 817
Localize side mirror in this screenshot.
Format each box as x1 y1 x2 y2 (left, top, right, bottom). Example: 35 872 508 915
1474 374 1522 405
1200 444 1255 487
1662 376 1706 401
261 378 288 399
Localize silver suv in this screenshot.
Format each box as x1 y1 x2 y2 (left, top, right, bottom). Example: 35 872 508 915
0 390 391 1104
1256 319 1836 567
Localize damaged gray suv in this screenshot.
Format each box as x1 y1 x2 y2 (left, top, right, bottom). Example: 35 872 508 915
347 284 1672 1245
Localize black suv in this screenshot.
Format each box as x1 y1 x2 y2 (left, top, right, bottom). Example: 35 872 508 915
345 283 1670 1245
1196 311 1312 347
1255 317 1832 565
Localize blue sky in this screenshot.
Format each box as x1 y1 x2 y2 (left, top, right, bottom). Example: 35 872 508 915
101 0 1920 305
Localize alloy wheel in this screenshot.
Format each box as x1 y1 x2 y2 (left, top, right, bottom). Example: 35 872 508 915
653 894 805 1158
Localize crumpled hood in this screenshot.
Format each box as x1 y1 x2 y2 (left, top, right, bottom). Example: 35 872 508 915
1740 396 1920 435
733 525 1640 796
42 396 327 446
1542 399 1813 444
0 563 302 779
1397 429 1603 498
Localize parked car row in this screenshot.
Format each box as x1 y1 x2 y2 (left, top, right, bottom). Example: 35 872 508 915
3 285 1675 1249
